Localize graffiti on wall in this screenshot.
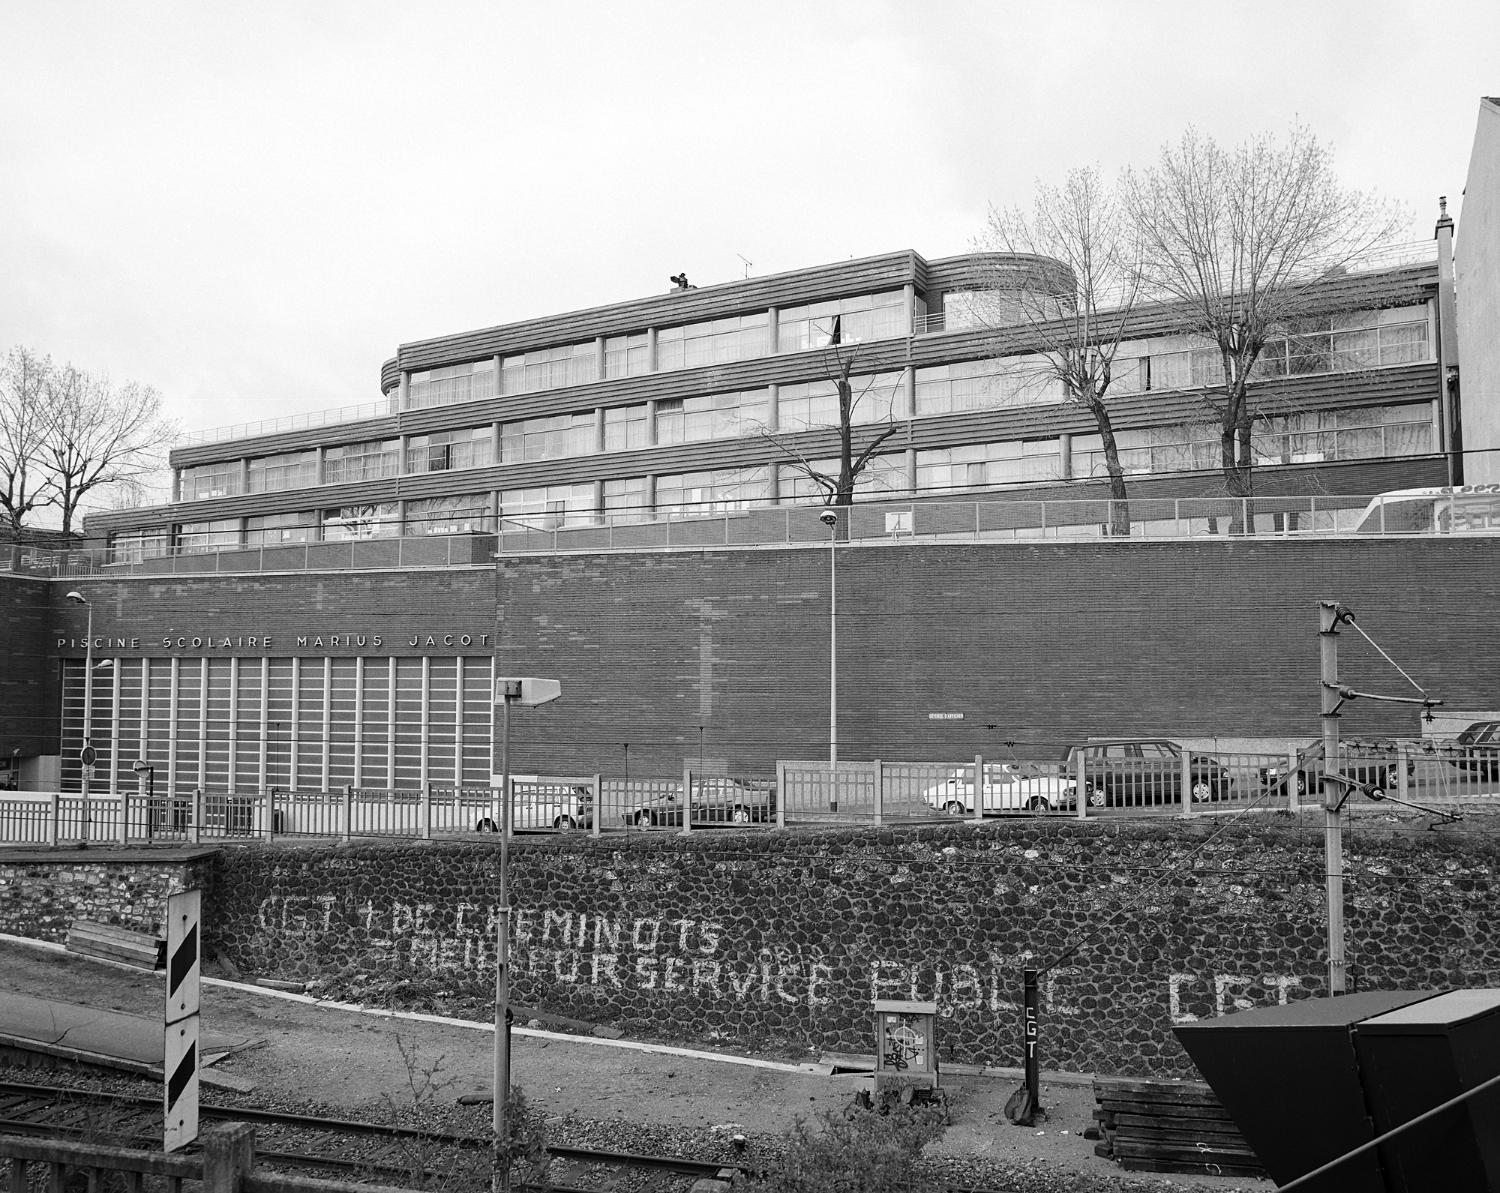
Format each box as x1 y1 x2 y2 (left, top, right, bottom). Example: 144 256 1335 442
255 894 1311 1019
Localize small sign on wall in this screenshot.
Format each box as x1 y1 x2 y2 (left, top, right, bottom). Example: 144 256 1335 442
927 712 964 720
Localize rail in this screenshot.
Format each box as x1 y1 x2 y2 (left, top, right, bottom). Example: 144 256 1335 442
13 742 1494 847
18 488 1498 581
0 1126 417 1193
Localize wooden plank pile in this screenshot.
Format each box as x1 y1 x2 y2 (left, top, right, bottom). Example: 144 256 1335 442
65 921 164 971
1093 1077 1266 1178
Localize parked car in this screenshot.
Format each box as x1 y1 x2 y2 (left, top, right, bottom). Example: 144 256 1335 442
1060 739 1232 807
623 778 776 828
1259 741 1413 800
476 778 593 832
1450 721 1500 780
921 763 1077 815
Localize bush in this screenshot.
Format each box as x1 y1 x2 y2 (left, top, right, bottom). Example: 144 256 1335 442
748 1100 947 1193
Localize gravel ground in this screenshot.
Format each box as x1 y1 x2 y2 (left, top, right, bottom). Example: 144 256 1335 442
0 940 1269 1192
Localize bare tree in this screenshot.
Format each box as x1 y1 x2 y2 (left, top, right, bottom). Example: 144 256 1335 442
0 347 176 534
0 347 55 533
1125 124 1406 504
761 326 904 509
980 167 1142 536
42 365 175 533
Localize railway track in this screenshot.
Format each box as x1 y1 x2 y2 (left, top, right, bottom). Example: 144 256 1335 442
0 1079 737 1191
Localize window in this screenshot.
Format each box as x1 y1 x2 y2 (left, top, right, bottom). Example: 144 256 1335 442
177 519 242 553
322 503 400 540
406 359 497 410
500 412 596 462
603 477 650 523
501 484 596 530
916 441 1062 493
1150 345 1220 391
108 528 170 564
778 373 901 432
656 390 770 445
180 462 243 501
404 494 493 536
248 451 318 494
942 290 1025 331
778 292 906 353
245 511 318 546
603 404 648 452
780 455 908 503
657 314 768 371
324 439 399 485
499 342 596 394
655 467 772 515
915 357 1063 416
604 332 650 378
406 427 495 474
1071 426 1216 478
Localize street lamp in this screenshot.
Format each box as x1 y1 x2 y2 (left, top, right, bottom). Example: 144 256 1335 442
65 591 92 846
819 509 839 766
132 759 156 839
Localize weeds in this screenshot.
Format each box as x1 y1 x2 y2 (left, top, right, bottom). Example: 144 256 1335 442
744 1099 948 1193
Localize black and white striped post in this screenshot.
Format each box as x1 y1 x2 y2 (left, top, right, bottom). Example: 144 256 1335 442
164 888 202 1152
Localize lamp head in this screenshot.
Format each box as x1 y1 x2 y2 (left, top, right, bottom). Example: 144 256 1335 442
66 591 86 604
818 510 838 528
132 759 151 773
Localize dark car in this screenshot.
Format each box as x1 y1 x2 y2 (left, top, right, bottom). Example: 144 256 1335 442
1060 739 1231 808
623 778 776 828
1259 740 1413 799
1451 721 1500 780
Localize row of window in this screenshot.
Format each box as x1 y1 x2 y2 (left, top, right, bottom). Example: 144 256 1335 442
402 289 916 409
115 403 1434 558
61 656 495 794
178 306 1432 502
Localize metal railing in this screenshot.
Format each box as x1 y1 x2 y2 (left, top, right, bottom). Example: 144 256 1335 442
177 398 397 447
44 489 1496 582
6 742 1494 847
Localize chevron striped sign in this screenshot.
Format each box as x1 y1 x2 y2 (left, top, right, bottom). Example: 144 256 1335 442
164 889 201 1152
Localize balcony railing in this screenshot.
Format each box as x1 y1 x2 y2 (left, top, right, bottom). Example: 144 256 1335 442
19 488 1496 581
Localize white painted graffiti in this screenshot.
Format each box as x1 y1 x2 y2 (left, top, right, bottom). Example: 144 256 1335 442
1168 971 1305 1022
253 895 1308 1018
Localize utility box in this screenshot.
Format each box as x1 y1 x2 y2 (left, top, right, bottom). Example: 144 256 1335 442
1351 989 1500 1193
1175 989 1500 1192
873 999 939 1099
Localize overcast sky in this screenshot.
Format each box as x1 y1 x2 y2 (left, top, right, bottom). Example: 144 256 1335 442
3 0 1496 458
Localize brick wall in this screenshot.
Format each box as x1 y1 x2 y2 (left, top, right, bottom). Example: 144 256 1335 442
0 575 61 758
25 536 1500 780
493 537 1500 775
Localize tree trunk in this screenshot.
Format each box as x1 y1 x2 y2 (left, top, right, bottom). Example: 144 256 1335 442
1093 404 1132 537
1220 378 1255 533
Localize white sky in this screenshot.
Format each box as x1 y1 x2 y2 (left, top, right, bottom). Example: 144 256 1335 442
2 0 1496 455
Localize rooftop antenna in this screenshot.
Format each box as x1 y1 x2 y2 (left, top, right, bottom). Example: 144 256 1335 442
736 254 753 278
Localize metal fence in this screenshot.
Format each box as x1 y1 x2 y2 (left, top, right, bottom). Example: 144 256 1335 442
4 741 1496 847
14 488 1500 582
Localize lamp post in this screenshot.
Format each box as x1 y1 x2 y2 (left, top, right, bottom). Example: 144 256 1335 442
65 591 93 845
132 759 155 839
819 509 839 766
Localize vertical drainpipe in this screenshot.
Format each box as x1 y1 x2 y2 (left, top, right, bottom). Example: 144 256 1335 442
1434 196 1462 485
903 283 918 493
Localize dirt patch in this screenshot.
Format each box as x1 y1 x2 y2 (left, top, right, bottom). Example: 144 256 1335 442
0 940 1266 1190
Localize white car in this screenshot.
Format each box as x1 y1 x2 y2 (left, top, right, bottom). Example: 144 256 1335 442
922 763 1076 815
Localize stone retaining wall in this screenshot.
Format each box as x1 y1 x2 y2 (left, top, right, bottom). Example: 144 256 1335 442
4 822 1493 1077
0 849 216 942
196 818 1500 1078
